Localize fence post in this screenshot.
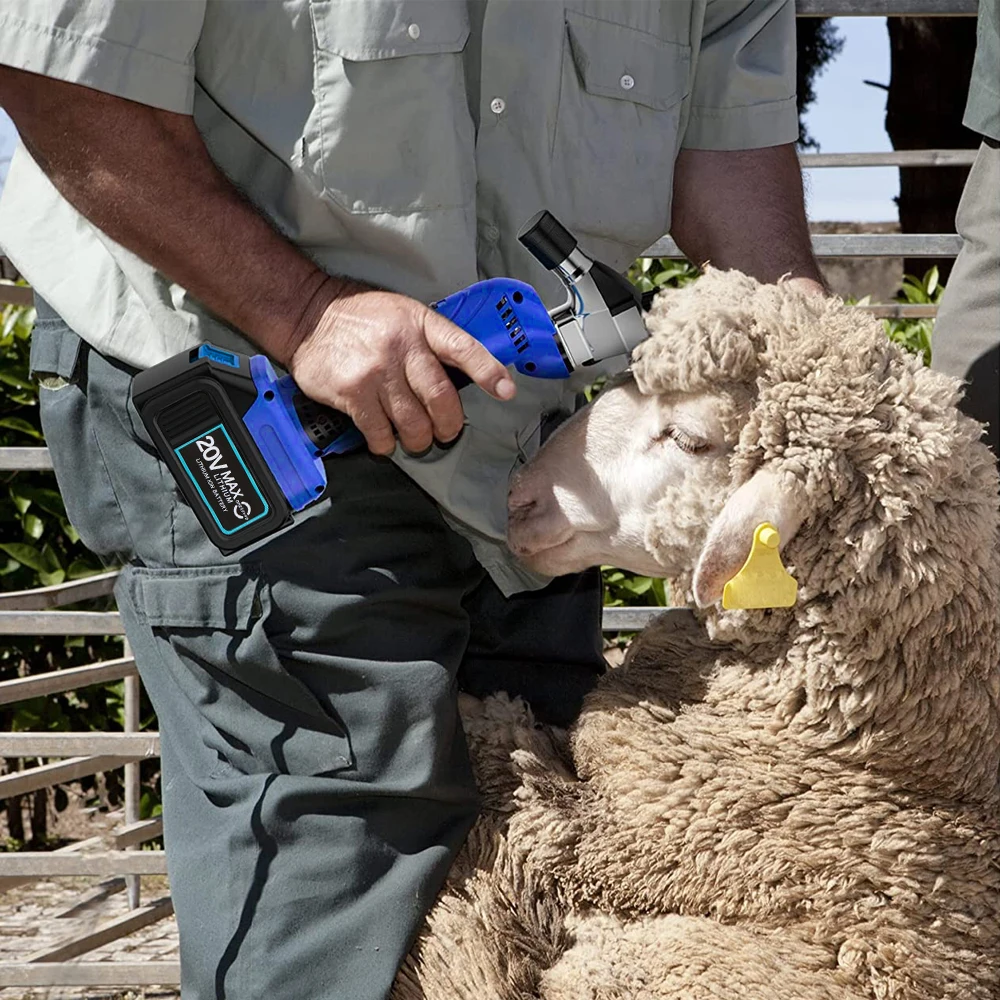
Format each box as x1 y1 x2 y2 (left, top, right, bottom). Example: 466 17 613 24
123 639 141 910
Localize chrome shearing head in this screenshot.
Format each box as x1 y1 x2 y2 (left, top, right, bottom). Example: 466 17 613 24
517 210 649 371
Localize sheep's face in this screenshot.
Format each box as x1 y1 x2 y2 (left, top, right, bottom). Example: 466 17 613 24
511 268 996 618
507 377 740 580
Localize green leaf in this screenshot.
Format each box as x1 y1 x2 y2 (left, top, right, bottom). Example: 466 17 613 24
41 542 64 572
0 557 21 576
22 512 45 540
4 390 37 406
16 485 66 518
38 567 66 587
0 369 33 390
0 542 50 573
0 416 43 440
925 266 939 297
67 558 102 580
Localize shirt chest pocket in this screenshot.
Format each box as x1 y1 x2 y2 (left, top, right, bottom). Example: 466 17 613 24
299 0 476 216
553 9 691 250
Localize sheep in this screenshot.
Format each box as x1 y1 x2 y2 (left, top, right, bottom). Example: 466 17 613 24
391 269 1000 1000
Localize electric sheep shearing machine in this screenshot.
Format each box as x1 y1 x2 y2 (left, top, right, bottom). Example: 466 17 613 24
131 211 649 554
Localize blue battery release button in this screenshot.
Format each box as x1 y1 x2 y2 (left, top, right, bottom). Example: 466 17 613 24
197 344 240 368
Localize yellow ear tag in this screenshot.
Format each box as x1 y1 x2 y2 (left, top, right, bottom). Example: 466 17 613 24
721 522 798 610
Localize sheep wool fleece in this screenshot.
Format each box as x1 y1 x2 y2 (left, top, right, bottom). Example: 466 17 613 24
392 272 1000 1000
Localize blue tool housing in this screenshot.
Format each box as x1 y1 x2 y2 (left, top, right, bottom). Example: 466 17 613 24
243 355 333 512
433 278 569 379
230 279 568 514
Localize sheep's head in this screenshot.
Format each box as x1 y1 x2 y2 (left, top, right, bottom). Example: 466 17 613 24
506 369 765 598
508 268 999 617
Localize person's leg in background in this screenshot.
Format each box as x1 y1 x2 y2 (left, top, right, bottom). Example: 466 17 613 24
459 567 605 728
932 139 1000 460
30 299 486 1000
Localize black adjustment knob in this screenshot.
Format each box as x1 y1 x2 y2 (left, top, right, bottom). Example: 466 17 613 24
517 210 577 271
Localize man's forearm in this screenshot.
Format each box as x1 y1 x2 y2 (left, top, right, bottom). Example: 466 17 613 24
670 144 825 291
0 68 327 365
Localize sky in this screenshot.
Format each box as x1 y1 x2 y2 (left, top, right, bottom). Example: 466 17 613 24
0 16 900 221
0 108 15 192
800 16 899 222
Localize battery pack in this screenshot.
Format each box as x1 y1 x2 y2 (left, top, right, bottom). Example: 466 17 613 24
131 349 293 553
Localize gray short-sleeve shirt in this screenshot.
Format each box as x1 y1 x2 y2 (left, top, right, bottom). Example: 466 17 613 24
964 0 999 141
0 0 797 594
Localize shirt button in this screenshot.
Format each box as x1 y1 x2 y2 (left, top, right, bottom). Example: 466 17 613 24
407 22 421 39
490 97 506 115
620 73 635 91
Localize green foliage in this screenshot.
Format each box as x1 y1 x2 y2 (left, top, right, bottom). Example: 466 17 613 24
627 257 700 296
0 297 158 845
882 266 942 365
602 569 669 609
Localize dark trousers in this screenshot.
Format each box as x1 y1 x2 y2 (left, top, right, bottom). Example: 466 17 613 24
30 302 604 1000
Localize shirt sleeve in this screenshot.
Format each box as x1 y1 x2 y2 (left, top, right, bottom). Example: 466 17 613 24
0 0 206 114
683 0 798 151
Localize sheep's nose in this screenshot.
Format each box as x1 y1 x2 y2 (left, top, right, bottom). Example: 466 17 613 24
507 475 574 560
507 476 540 519
508 493 538 516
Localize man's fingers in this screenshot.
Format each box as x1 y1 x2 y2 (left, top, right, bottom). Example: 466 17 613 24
349 396 396 457
378 378 434 454
423 312 517 401
404 350 465 443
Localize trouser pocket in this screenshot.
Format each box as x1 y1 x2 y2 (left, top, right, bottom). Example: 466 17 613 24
120 562 354 779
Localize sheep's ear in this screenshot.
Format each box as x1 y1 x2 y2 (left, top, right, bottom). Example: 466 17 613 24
692 470 805 607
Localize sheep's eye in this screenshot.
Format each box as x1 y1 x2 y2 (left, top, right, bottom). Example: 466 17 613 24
656 427 711 455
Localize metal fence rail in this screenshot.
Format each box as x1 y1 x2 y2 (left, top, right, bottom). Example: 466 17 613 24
797 0 976 12
800 149 977 167
0 0 976 987
646 232 964 258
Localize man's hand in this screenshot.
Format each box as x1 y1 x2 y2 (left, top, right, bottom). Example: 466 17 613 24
288 280 515 455
0 66 515 455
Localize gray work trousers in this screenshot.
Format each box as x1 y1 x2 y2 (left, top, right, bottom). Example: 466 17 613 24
29 301 604 1000
933 139 1000 458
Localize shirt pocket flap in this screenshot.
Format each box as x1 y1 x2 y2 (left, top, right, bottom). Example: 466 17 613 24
566 9 690 111
312 0 470 60
126 563 263 631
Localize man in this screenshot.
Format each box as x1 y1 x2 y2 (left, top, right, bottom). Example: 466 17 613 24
0 2 824 997
932 0 999 459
